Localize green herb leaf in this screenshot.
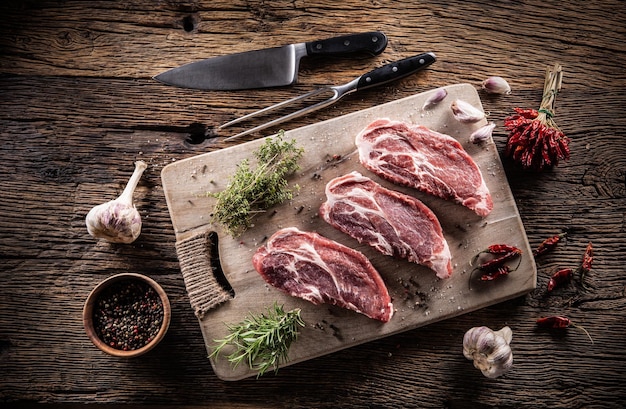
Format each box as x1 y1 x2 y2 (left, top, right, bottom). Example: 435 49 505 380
209 303 306 377
210 131 304 236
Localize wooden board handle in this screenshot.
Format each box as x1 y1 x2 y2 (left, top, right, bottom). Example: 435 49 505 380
175 231 234 318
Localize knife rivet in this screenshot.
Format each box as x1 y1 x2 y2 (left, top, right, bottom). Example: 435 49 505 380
372 36 378 42
365 77 372 83
392 66 398 72
419 58 425 64
344 40 350 46
316 43 323 50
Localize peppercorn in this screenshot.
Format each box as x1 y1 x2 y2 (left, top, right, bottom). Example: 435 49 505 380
93 279 163 351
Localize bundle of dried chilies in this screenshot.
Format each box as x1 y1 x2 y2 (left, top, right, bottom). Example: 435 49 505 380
469 244 522 286
504 63 570 171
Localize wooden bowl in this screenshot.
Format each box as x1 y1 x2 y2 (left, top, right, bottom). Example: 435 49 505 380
83 273 171 358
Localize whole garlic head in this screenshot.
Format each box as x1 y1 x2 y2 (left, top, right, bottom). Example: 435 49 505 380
463 326 513 378
86 160 147 244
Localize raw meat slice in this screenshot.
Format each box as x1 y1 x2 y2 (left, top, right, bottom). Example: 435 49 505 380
320 172 452 279
356 118 493 217
252 227 393 322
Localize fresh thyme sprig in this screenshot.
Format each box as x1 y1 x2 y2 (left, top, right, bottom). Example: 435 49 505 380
209 303 306 377
210 131 304 236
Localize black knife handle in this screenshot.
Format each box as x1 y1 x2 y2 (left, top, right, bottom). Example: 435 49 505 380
356 52 436 91
305 31 388 57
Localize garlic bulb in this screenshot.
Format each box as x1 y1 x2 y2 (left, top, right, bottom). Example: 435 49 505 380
482 76 511 94
469 122 496 144
451 99 485 123
463 326 513 378
86 160 147 244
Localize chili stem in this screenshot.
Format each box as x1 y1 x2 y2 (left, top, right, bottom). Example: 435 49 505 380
537 63 563 126
571 323 594 344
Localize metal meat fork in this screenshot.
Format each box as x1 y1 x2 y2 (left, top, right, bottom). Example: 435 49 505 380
220 52 436 141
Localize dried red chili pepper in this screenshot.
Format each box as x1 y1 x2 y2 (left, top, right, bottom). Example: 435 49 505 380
485 244 521 255
470 265 515 288
533 232 567 257
479 251 522 271
469 245 522 288
536 316 593 344
581 242 593 272
536 315 570 328
471 244 522 265
504 63 570 171
480 266 511 281
547 268 573 292
578 242 594 288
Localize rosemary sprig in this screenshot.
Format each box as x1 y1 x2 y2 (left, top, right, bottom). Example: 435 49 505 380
210 131 304 236
209 303 306 377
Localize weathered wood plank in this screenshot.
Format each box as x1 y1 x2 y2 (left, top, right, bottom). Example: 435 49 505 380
0 0 623 85
1 0 625 407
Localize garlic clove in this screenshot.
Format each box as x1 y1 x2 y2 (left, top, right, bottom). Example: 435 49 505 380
422 87 448 110
451 99 485 123
469 122 496 144
493 326 513 344
482 76 512 94
86 160 147 244
463 325 513 379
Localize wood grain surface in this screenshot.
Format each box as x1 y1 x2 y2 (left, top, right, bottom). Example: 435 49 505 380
1 0 625 407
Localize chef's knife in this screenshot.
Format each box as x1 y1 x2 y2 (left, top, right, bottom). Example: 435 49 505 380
153 31 388 90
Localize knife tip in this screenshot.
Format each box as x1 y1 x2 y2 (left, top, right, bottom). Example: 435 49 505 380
152 71 179 86
152 73 166 83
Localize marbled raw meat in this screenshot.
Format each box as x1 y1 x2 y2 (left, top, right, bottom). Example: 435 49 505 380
320 171 452 279
356 118 493 217
252 227 393 322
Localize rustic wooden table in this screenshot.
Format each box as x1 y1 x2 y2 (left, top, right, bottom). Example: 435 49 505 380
1 1 625 408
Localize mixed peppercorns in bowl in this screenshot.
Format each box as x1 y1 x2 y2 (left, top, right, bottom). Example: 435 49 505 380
83 273 171 358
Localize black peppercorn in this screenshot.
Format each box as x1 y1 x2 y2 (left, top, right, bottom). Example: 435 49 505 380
93 279 163 351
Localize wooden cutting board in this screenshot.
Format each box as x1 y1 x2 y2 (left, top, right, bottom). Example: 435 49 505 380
161 83 536 380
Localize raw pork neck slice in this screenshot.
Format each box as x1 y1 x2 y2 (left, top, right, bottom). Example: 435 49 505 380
252 227 393 322
320 172 452 279
356 118 493 217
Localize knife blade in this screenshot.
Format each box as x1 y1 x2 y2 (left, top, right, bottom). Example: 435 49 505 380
153 31 388 90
